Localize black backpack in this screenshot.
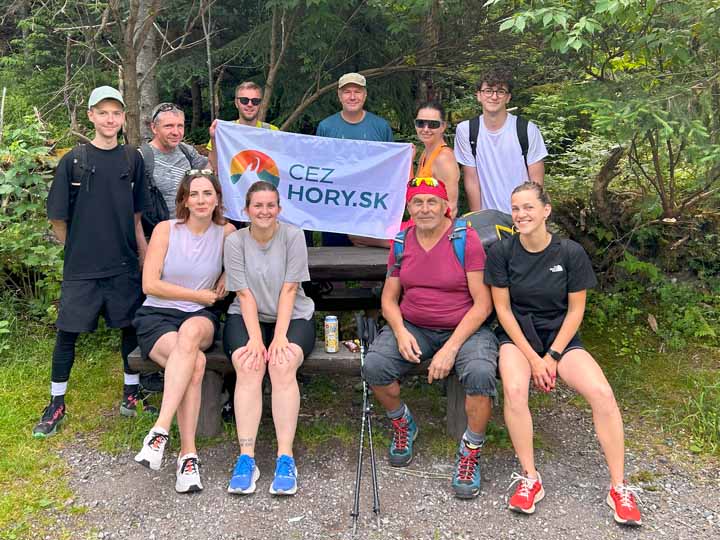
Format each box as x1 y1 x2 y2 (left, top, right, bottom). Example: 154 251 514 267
137 142 194 237
469 115 529 170
69 143 137 218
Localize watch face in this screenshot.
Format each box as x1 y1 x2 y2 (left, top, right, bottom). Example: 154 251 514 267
549 349 562 361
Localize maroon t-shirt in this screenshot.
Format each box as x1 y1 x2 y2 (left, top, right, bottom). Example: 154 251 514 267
388 224 486 329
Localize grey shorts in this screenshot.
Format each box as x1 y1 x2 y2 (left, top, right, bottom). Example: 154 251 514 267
362 321 498 396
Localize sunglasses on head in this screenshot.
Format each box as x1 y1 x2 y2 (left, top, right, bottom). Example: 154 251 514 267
408 177 441 188
236 97 262 106
151 102 182 122
185 169 215 179
414 119 442 129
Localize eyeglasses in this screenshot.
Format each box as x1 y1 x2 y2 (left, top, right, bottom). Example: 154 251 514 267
151 102 182 122
408 177 441 188
236 97 262 106
414 119 442 129
480 88 509 97
185 169 215 178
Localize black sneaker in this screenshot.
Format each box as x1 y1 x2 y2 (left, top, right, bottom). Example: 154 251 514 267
33 401 66 439
120 388 158 417
140 372 164 393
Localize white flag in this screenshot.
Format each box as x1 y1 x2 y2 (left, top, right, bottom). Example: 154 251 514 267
215 120 412 239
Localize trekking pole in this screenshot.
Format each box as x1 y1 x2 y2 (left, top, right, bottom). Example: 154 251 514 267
365 319 381 527
351 314 368 536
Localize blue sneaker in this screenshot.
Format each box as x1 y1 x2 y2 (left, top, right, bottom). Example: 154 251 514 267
388 411 418 467
228 454 260 494
269 454 298 495
452 440 482 499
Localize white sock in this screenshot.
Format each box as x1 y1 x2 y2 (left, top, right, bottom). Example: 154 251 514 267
51 381 68 396
124 372 140 386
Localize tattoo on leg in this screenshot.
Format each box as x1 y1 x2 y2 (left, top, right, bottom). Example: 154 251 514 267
238 437 255 446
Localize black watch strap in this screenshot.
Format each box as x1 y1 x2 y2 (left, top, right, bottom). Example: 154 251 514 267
547 348 563 361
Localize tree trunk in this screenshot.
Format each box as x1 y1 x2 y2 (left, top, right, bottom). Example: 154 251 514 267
416 0 440 106
591 145 625 227
137 0 159 142
191 76 202 131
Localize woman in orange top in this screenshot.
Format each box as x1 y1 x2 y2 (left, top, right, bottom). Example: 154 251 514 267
415 101 460 216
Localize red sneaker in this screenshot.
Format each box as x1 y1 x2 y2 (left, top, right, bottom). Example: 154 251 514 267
607 483 643 526
508 472 545 514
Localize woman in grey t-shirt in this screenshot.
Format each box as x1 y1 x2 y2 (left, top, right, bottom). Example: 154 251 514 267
223 180 315 496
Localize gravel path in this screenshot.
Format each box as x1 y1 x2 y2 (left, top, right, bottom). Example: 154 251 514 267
50 390 719 540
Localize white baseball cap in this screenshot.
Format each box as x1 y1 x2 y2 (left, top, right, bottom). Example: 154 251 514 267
338 73 366 88
88 86 125 108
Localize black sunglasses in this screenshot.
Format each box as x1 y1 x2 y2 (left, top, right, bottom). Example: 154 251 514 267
236 97 262 106
151 102 182 122
414 119 442 129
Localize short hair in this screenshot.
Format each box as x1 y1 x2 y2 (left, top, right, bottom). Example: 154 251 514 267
150 102 184 124
415 100 446 120
511 181 551 205
234 81 263 98
245 181 280 209
175 171 226 225
475 67 514 94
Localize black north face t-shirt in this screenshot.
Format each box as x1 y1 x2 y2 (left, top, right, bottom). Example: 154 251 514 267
484 234 597 325
47 144 144 280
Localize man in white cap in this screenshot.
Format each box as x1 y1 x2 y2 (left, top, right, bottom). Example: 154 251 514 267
316 72 393 246
33 86 149 438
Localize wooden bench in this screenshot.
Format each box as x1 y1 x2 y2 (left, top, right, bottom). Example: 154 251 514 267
128 342 468 439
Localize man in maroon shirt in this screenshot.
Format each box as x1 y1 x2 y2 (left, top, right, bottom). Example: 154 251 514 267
362 178 498 499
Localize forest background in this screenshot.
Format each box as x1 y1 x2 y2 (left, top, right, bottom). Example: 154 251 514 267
0 1 718 537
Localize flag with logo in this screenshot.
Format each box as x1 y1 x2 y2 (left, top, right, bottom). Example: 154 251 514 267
214 120 413 239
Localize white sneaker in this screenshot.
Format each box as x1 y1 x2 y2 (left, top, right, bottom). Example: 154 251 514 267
175 453 203 493
134 428 169 470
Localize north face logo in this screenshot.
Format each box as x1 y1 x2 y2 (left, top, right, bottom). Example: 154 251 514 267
549 265 564 273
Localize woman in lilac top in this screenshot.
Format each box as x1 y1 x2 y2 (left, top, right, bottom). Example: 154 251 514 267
132 170 235 493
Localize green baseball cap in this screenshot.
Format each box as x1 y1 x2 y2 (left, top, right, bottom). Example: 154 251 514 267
88 86 125 108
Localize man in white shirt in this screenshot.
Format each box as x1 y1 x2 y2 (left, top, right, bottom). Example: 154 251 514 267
454 69 548 214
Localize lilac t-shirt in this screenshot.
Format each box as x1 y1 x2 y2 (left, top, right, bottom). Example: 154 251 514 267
388 224 486 329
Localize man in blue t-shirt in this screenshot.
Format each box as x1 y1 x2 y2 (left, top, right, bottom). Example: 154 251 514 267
315 72 393 247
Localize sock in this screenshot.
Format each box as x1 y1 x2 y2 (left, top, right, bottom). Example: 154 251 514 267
124 372 140 386
462 428 485 449
387 403 408 420
51 381 68 397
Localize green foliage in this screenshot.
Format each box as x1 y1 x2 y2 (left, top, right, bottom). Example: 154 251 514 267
0 120 63 320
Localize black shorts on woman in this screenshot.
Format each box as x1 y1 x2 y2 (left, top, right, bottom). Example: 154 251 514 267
223 314 316 361
133 305 220 359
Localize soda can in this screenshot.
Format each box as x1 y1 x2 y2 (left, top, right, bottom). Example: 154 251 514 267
324 315 339 353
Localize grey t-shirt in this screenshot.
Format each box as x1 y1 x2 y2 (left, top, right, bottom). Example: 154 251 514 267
152 143 208 215
225 222 315 322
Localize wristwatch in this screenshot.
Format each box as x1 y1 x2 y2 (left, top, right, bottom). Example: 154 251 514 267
547 348 563 361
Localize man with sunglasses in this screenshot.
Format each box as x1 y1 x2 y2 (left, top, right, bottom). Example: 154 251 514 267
207 81 278 171
145 103 209 222
454 68 548 214
315 72 393 247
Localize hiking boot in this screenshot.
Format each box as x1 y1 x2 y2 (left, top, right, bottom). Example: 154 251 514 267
508 472 545 514
269 454 298 496
175 453 203 493
32 400 66 439
228 454 260 495
140 372 164 393
120 387 158 417
607 483 643 526
388 411 418 467
134 428 169 470
452 441 483 499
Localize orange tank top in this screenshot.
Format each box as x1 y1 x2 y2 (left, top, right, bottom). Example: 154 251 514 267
415 143 449 178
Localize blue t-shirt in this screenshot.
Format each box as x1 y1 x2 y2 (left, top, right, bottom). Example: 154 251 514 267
316 111 393 142
316 111 394 246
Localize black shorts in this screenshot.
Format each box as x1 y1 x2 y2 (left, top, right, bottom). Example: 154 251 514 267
223 314 316 361
56 271 143 333
133 305 220 359
495 326 584 357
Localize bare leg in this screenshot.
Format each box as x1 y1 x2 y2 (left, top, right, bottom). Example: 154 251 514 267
558 349 625 486
232 350 266 456
465 394 492 435
369 381 402 412
268 344 303 456
499 344 537 477
175 350 206 456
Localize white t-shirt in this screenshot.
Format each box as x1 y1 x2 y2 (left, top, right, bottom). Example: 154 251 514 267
454 113 548 214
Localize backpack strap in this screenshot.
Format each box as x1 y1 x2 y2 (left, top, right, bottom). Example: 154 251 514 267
392 229 407 271
516 115 529 171
469 116 480 159
177 142 195 168
71 143 88 187
448 217 468 268
138 143 156 187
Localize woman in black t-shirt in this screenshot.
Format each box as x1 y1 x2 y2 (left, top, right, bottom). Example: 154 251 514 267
484 182 642 527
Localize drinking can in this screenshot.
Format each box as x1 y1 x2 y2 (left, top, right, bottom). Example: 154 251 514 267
324 315 339 353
